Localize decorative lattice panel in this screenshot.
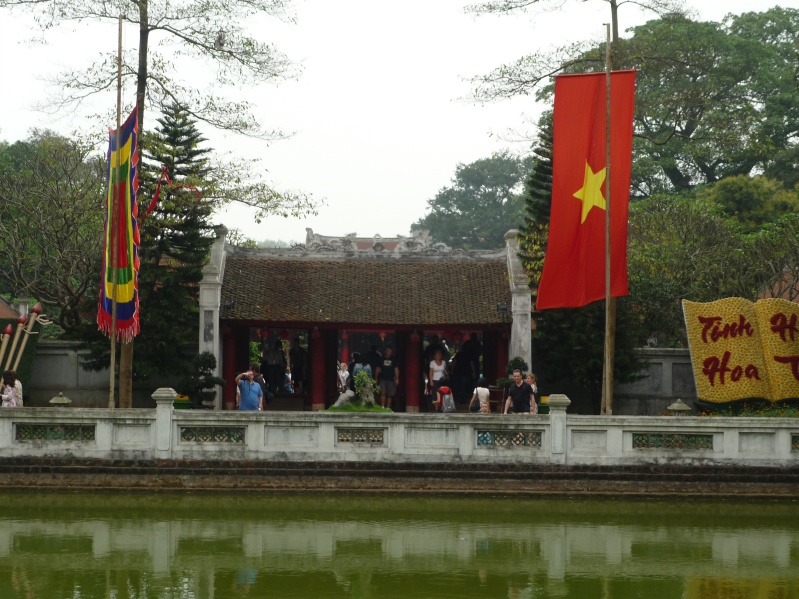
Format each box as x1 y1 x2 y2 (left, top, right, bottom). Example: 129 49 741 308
792 434 799 453
477 430 542 448
632 433 713 450
15 423 96 442
180 427 245 443
336 428 384 445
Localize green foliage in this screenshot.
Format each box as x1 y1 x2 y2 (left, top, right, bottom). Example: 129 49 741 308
414 150 534 249
746 213 799 303
695 176 799 233
0 131 105 333
136 103 216 378
249 342 261 365
532 299 645 409
495 355 530 387
505 356 529 375
353 370 376 400
472 8 799 195
697 400 799 418
518 113 552 288
176 352 226 408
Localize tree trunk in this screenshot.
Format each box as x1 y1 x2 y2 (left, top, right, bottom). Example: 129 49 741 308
119 1 150 409
119 341 133 408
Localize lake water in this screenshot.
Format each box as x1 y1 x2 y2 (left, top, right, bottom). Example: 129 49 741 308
0 492 797 599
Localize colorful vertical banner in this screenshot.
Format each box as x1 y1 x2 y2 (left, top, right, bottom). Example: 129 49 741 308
97 107 140 341
536 70 636 310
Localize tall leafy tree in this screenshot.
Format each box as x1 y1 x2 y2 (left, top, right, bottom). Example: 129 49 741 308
2 0 317 406
414 150 534 249
0 131 105 332
620 10 799 193
695 175 799 233
469 7 799 195
466 0 684 102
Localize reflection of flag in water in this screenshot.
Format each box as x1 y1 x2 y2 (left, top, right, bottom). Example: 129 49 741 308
98 107 140 340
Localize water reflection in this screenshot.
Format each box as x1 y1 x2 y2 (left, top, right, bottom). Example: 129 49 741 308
0 493 797 598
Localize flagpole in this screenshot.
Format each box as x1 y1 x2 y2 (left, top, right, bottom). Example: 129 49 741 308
108 14 123 409
601 23 616 416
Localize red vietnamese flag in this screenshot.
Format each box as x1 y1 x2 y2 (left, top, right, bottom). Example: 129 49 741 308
536 70 636 310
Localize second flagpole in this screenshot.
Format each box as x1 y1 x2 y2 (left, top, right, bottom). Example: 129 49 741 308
602 23 616 416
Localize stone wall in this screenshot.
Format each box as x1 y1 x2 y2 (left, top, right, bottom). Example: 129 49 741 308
27 341 178 408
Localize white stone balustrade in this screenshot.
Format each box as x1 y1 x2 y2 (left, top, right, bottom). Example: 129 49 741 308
0 389 797 466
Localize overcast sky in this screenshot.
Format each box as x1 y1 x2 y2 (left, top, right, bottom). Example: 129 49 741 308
1 0 796 245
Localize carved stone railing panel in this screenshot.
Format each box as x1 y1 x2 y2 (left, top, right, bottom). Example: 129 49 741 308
336 428 385 445
632 433 713 450
477 430 542 448
16 423 96 442
180 426 245 444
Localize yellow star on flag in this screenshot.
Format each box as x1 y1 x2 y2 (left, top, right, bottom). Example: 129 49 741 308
573 161 607 223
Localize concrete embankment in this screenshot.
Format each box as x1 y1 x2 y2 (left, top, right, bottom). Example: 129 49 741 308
2 458 798 499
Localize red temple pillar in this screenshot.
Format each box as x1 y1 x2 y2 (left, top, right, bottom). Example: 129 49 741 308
496 329 509 382
310 326 326 411
222 326 236 410
404 330 421 412
340 330 349 365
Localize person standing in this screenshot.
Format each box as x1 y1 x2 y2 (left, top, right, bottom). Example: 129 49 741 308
469 376 491 413
289 337 307 394
428 349 447 391
235 364 264 411
461 333 482 384
263 340 286 394
364 345 382 379
525 373 539 415
375 346 399 410
7 369 22 406
503 369 535 415
1 370 21 408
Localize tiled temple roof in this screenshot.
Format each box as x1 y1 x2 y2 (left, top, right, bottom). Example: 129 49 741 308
220 254 512 326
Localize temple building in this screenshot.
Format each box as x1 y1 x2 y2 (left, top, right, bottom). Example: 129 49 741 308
198 227 532 410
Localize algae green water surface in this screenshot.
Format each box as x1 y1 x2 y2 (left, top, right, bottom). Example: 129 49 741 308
0 492 797 598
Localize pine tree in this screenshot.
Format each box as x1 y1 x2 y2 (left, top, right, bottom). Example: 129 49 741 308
133 103 217 379
518 114 553 288
522 113 554 227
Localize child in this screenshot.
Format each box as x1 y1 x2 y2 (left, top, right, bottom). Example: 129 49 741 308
337 362 349 394
283 368 294 393
433 376 456 413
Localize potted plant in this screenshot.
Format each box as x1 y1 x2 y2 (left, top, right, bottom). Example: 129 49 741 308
177 352 226 409
353 370 377 406
495 356 529 388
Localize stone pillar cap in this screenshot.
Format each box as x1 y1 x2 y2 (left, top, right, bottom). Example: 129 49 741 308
547 394 571 408
152 388 178 403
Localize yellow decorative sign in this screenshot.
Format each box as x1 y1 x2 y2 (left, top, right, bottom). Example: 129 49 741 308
683 298 799 403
